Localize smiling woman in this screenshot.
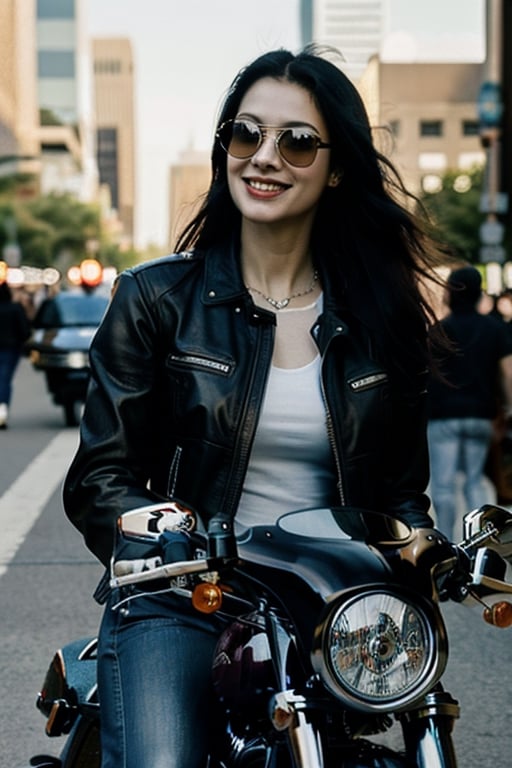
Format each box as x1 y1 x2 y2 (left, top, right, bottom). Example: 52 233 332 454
63 45 452 768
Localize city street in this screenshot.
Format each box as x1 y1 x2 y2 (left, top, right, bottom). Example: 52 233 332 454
1 359 511 766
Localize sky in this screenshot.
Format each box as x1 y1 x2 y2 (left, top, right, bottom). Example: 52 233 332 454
85 0 486 248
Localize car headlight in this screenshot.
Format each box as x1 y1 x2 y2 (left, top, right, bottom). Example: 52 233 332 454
311 586 447 713
65 350 89 368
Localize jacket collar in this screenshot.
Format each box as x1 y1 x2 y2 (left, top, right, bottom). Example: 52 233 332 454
201 237 246 306
199 236 349 340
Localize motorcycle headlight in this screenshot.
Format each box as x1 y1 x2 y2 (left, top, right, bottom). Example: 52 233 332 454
312 586 447 713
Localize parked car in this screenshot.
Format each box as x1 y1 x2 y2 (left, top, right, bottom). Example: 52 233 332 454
26 289 109 426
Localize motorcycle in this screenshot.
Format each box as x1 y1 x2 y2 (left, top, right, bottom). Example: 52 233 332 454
28 501 512 768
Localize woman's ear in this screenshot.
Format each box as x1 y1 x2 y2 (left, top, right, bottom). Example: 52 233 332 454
327 169 343 188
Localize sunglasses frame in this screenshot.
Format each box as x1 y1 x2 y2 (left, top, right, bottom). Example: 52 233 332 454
217 118 331 168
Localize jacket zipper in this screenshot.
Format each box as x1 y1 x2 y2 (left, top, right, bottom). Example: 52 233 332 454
223 316 274 516
320 365 346 506
166 445 183 498
167 353 232 375
348 372 388 391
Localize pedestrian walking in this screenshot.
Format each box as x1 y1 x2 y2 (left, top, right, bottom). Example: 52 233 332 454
427 265 512 538
0 281 31 429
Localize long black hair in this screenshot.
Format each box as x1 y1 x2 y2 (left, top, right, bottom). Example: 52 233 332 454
174 46 448 382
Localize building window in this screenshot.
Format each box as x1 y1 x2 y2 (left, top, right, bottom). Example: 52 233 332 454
97 128 119 209
94 59 122 75
38 51 75 78
37 0 75 19
389 120 400 137
462 120 479 136
418 152 447 171
458 151 485 169
419 120 443 137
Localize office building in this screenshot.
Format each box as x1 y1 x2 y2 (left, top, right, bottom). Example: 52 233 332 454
359 57 485 198
300 0 383 82
36 0 97 200
92 38 136 245
168 149 211 247
0 0 40 186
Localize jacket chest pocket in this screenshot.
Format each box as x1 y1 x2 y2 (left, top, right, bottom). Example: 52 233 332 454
347 372 388 393
345 370 391 448
164 352 236 421
167 353 234 376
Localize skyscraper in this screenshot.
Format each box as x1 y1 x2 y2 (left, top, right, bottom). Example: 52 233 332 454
0 0 40 183
300 0 383 82
36 0 97 200
92 38 136 245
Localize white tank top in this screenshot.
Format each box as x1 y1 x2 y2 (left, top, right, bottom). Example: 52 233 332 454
236 296 336 530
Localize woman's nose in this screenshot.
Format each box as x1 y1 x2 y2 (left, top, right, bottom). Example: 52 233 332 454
251 131 282 167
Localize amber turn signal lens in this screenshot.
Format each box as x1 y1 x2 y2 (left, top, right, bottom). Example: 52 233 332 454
192 583 223 613
483 601 512 628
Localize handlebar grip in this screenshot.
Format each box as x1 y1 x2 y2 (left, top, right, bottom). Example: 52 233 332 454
113 556 163 577
207 519 237 559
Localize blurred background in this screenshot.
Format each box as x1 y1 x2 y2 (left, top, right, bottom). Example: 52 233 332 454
2 0 510 302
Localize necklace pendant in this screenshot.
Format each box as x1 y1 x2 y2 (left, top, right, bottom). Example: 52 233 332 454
268 297 290 310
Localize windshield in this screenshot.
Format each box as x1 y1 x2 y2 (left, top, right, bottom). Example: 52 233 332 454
274 507 412 545
35 293 109 328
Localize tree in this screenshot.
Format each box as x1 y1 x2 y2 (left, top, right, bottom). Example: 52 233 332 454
0 177 142 272
420 166 485 263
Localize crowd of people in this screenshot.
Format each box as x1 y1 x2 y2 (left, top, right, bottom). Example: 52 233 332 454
427 265 512 539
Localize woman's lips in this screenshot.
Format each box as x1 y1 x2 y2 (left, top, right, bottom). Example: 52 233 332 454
244 178 291 196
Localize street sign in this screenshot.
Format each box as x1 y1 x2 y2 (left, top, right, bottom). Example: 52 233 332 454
479 192 508 214
479 219 505 245
477 81 503 127
479 245 506 263
2 243 21 267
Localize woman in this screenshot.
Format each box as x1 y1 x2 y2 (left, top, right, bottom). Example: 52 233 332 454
0 281 31 429
63 47 448 768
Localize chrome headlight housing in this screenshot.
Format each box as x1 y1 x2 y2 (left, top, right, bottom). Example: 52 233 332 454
312 585 447 713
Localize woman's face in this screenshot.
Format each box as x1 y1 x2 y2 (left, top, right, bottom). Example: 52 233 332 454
226 77 334 228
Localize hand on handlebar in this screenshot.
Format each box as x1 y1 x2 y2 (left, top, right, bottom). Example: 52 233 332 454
398 528 459 601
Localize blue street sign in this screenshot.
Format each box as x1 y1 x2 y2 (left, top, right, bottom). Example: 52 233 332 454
477 81 503 127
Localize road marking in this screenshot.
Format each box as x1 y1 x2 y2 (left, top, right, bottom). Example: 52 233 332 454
0 430 79 578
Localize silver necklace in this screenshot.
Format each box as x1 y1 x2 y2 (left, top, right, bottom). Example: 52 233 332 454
246 270 319 310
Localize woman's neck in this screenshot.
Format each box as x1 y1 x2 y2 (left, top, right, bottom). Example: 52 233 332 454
240 218 315 298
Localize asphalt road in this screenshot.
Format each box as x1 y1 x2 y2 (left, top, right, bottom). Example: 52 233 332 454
1 359 511 766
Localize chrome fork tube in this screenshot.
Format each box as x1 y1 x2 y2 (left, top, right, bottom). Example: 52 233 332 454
398 690 460 768
287 710 324 768
270 692 324 768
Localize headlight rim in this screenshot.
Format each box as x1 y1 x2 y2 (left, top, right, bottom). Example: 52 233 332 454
311 583 448 713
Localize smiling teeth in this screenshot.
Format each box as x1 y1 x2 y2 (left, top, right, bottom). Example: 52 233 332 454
249 180 284 191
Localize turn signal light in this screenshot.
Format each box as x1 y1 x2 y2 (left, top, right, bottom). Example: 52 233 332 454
192 582 223 613
483 601 512 628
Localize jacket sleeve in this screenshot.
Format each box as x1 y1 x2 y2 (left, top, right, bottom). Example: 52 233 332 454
384 369 435 530
63 271 167 566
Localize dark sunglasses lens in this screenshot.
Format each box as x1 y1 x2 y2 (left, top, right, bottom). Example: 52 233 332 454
225 120 261 159
279 128 318 167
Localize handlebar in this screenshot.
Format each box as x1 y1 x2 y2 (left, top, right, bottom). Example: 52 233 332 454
110 557 213 589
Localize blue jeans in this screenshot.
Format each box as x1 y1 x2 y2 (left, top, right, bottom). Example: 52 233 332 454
0 348 21 404
97 591 224 768
427 417 494 539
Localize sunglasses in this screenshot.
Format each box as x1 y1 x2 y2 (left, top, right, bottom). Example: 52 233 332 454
216 118 331 168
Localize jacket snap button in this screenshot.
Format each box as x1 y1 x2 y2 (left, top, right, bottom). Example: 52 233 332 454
208 290 216 297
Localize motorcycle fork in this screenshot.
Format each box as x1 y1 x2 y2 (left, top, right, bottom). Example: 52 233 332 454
398 690 460 768
270 691 325 768
264 609 325 768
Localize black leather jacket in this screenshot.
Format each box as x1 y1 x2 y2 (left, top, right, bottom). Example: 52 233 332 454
63 240 433 567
